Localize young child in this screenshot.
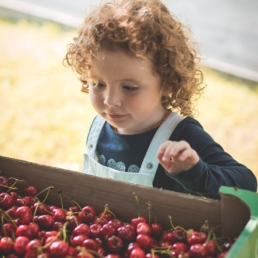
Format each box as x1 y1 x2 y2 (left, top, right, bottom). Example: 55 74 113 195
64 0 257 199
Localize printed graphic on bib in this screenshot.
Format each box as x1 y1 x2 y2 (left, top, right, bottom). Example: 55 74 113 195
95 151 139 172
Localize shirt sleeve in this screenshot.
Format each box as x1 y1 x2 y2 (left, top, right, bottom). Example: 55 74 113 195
166 117 257 199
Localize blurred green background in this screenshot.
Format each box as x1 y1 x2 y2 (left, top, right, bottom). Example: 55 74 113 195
0 19 258 180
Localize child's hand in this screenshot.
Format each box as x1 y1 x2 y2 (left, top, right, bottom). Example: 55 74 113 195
157 140 199 174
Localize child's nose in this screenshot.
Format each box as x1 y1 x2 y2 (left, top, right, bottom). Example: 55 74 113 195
103 90 121 107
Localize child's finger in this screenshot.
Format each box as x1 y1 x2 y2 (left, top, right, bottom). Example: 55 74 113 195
159 142 177 162
157 141 174 157
170 141 190 158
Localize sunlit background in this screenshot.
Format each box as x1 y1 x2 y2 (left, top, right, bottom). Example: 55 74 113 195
0 0 258 180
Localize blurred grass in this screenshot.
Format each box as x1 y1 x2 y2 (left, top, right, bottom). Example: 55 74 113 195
0 19 257 179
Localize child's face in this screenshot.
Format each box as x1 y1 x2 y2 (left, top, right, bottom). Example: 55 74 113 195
88 49 165 134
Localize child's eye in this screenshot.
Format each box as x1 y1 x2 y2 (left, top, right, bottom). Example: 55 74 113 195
90 81 105 89
123 85 138 92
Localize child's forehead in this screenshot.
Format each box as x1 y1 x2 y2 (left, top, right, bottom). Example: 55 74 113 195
87 49 158 81
88 49 153 70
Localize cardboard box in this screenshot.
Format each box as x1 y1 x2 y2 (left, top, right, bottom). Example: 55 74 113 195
0 155 257 257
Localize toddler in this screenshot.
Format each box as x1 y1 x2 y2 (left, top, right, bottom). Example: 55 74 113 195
64 0 257 199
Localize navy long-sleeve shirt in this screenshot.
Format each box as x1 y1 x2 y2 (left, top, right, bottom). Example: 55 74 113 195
90 116 257 199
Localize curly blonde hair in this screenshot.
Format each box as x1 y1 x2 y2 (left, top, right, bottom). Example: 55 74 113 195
64 0 205 117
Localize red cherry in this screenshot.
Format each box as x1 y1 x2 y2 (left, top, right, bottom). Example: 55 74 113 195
45 236 59 247
24 196 37 206
78 205 96 223
106 235 124 253
187 231 207 246
28 222 39 238
93 216 108 226
129 247 146 258
189 243 208 258
178 252 190 258
0 176 10 192
95 237 103 248
136 222 152 235
99 209 115 221
218 251 228 258
13 236 30 255
15 224 33 239
73 223 91 236
5 206 18 219
105 255 122 258
67 215 82 230
49 240 69 257
136 233 154 251
44 230 58 240
52 221 64 231
6 254 20 258
222 241 232 251
77 251 95 258
131 216 148 228
52 208 66 222
146 253 161 258
9 191 19 200
90 223 102 238
68 246 77 257
170 242 188 257
33 202 50 215
15 206 33 225
117 225 136 242
24 185 39 197
0 222 16 237
15 197 31 207
108 218 124 229
203 240 218 256
0 193 14 209
25 239 42 252
100 223 117 239
151 222 163 238
162 228 186 244
82 238 98 251
0 236 14 254
71 234 88 247
36 214 54 230
37 253 50 258
68 205 81 213
97 247 107 256
125 242 140 257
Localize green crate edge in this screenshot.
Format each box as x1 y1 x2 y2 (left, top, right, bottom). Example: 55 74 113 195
219 186 258 257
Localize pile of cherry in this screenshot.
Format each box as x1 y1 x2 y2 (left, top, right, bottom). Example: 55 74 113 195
0 175 235 258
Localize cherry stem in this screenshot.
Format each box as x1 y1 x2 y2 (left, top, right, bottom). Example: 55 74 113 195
57 189 82 210
6 178 28 193
58 191 64 210
73 215 79 227
103 204 116 220
133 192 140 217
42 232 62 250
0 211 18 229
200 220 210 233
0 184 18 193
62 222 68 242
71 199 82 210
8 178 28 185
146 201 152 225
33 201 53 221
35 186 54 203
168 215 175 230
76 247 104 258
